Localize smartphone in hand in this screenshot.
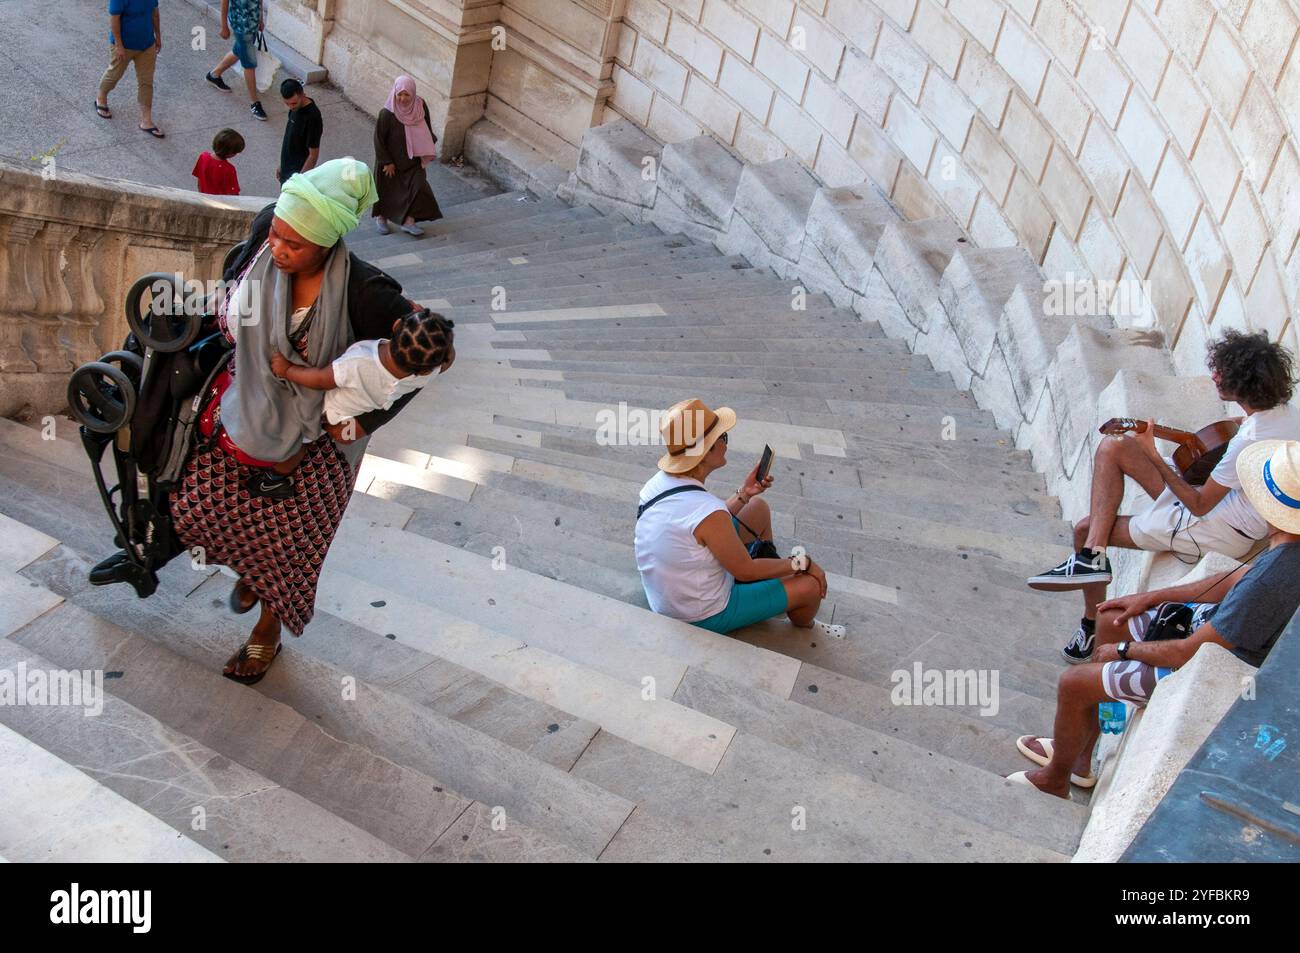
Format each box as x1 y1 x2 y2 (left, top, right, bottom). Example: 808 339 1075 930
757 444 774 483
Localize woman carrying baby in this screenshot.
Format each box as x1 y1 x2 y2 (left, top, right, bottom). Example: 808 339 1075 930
172 157 455 684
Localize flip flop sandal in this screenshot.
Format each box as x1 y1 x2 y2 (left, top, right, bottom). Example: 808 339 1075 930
229 579 259 615
1015 735 1097 788
94 102 112 118
222 640 282 685
1005 770 1070 799
139 126 166 138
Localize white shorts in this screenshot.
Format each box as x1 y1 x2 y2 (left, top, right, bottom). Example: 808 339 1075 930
1126 487 1256 560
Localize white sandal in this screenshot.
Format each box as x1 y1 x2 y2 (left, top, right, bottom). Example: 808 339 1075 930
1015 735 1097 788
813 618 846 639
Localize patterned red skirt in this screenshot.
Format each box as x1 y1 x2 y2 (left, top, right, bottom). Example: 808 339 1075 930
169 430 356 638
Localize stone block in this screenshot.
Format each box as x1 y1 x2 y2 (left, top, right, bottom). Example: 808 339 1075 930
1075 43 1130 128
940 245 1043 375
1050 324 1171 478
997 284 1102 423
874 217 968 333
732 157 820 261
575 119 664 208
994 13 1050 101
805 184 901 294
719 52 774 120
659 134 744 230
838 46 893 125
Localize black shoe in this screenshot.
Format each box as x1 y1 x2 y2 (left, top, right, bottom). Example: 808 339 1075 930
1027 549 1112 591
1062 622 1096 664
250 100 268 121
206 70 231 91
248 472 294 501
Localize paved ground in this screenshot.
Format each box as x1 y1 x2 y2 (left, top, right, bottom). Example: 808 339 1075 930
0 0 473 202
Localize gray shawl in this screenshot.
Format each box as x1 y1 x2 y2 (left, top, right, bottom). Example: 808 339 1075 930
220 241 368 469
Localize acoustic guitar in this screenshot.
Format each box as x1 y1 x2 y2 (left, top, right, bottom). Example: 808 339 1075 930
1098 418 1240 486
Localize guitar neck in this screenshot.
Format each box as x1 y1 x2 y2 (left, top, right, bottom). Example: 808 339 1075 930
1107 418 1197 444
1149 423 1197 444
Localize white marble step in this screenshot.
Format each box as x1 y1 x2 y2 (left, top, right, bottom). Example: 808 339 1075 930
315 562 736 774
0 722 222 862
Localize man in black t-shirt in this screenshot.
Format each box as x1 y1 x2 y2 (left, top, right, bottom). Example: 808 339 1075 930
277 78 322 183
1011 438 1300 799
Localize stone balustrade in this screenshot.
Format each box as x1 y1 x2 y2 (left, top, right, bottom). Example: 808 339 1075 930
0 156 265 417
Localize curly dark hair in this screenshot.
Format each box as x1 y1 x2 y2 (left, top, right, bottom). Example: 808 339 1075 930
390 309 454 376
1205 329 1296 410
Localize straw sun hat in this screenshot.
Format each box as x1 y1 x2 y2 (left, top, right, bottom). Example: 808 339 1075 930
1237 439 1300 535
656 398 737 474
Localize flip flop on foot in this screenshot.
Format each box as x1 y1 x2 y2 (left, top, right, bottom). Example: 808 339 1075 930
222 638 282 685
813 618 847 639
1005 770 1071 799
1015 735 1097 788
139 125 165 138
399 223 424 236
94 101 112 118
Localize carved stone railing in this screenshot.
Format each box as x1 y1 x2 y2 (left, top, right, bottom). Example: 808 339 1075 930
0 156 266 417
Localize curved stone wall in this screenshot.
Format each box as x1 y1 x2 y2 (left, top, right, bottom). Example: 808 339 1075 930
608 0 1300 373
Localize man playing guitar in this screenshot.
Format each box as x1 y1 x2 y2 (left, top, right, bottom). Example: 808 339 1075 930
1027 330 1300 663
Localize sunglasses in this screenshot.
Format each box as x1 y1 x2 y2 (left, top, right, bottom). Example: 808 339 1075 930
719 432 728 444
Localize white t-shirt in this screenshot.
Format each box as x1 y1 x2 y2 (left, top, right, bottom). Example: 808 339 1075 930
324 340 433 425
1208 403 1300 538
634 471 734 622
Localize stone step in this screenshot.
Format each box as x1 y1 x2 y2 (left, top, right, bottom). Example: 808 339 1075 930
499 346 923 370
403 246 735 296
343 193 573 252
325 516 800 698
431 280 818 319
15 544 627 859
397 234 713 281
388 222 662 278
0 636 410 862
428 261 774 306
0 717 222 863
315 556 735 774
572 729 1067 862
788 660 1065 781
532 373 989 417
382 211 627 268
672 667 1085 855
502 323 897 346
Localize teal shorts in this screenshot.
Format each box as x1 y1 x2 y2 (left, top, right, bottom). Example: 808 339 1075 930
691 518 788 634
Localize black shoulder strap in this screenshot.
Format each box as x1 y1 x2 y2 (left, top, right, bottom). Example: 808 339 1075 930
637 484 706 519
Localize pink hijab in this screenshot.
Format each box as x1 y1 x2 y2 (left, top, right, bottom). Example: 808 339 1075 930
384 75 438 168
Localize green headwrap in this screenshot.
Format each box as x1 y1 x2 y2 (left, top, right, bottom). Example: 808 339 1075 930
275 157 379 248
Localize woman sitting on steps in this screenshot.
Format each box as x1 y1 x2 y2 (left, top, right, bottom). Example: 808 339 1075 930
634 398 844 637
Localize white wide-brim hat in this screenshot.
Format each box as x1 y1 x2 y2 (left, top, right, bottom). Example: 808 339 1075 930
1236 439 1300 535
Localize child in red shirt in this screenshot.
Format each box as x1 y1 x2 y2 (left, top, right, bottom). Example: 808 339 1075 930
193 128 245 195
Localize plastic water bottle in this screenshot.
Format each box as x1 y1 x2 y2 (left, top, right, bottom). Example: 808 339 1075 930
1098 701 1127 734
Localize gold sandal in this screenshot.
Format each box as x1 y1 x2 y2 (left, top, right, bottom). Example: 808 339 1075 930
222 639 282 685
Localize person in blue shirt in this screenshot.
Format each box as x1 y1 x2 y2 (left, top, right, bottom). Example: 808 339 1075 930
205 0 269 122
95 0 165 138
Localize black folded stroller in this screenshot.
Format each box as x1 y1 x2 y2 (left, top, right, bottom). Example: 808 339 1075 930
66 253 243 597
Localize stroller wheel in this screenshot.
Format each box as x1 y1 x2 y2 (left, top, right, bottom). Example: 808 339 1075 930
124 272 202 353
99 349 144 382
67 361 137 433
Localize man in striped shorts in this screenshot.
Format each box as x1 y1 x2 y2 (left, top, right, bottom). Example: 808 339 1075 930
1010 439 1300 799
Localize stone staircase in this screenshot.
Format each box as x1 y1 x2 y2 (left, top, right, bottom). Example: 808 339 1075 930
0 176 1096 861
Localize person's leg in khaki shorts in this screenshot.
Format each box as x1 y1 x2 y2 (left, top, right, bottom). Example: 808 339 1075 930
131 45 162 136
96 46 133 117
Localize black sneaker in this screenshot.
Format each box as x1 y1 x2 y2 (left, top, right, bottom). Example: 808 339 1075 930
1062 622 1096 664
248 472 294 501
205 70 231 91
250 100 268 121
1027 549 1112 591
